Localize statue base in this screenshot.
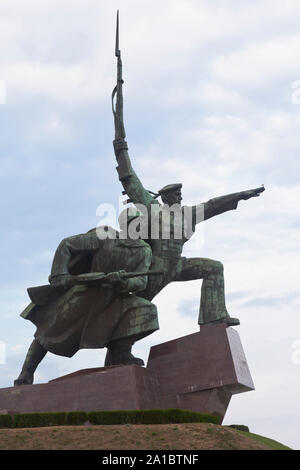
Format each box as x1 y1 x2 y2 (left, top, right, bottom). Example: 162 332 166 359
0 324 254 423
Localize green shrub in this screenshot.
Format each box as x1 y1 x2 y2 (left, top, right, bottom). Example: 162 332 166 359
88 410 135 425
196 412 220 424
228 424 249 432
14 412 66 428
88 409 220 426
0 414 13 428
8 408 220 428
65 411 89 426
138 409 167 424
165 409 220 425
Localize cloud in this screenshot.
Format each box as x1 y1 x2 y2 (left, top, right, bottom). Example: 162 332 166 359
212 34 300 88
241 291 300 309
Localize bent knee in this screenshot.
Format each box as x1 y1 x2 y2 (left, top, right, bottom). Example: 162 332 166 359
209 259 223 273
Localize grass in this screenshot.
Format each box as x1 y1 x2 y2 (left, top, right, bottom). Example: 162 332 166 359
0 422 292 450
236 430 292 450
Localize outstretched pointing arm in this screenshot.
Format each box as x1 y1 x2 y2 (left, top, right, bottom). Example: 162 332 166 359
192 186 265 225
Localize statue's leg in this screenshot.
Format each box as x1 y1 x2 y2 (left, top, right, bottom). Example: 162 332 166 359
138 255 171 301
104 337 144 367
14 339 47 386
174 257 240 326
104 297 159 367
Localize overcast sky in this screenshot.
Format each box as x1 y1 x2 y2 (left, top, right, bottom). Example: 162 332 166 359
0 0 299 449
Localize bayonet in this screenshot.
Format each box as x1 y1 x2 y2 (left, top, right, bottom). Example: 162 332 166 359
115 10 120 58
112 11 132 181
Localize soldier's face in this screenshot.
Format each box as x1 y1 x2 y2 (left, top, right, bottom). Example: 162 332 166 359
163 189 182 206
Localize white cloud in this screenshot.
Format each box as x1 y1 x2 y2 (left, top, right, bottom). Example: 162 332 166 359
2 61 111 104
212 34 300 89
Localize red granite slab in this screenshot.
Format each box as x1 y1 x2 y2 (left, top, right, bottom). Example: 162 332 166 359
0 324 254 422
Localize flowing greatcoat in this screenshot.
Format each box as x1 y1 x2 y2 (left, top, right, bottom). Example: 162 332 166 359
21 228 159 357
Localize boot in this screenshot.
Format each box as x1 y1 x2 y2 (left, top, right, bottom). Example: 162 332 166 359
104 339 144 367
14 339 47 386
223 317 240 327
211 316 240 326
199 270 240 327
206 317 240 327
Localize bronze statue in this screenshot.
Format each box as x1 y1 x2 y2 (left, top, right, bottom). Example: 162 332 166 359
14 13 265 386
14 210 160 385
112 11 265 327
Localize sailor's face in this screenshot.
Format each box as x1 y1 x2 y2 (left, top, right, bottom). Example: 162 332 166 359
163 189 182 205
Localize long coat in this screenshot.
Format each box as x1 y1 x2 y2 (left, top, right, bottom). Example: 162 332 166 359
21 228 159 357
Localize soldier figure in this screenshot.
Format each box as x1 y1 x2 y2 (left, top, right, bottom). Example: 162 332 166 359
114 141 264 326
112 12 265 327
14 209 159 385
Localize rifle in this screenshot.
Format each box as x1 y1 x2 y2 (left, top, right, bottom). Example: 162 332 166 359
112 10 134 184
27 270 164 306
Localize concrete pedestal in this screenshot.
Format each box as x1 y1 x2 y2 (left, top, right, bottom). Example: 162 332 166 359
0 324 254 423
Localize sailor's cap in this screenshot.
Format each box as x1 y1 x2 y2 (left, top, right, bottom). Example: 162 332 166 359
157 183 182 195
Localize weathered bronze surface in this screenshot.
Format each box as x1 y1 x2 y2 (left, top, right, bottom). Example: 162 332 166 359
112 12 265 327
14 12 265 386
15 225 159 385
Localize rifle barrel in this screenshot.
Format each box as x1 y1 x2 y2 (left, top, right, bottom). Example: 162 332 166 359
122 270 164 279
